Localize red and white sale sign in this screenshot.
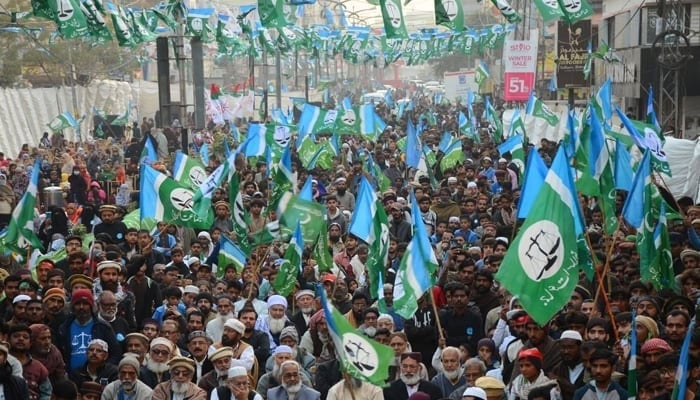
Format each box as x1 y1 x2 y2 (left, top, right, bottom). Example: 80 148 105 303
502 39 538 101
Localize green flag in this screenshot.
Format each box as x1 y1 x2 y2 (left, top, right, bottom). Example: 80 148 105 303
50 0 89 38
273 223 303 296
380 0 408 39
110 7 136 47
278 192 326 245
139 165 214 230
495 147 580 326
393 191 438 318
491 0 521 23
532 0 565 22
312 223 334 273
2 160 43 251
599 157 618 235
47 112 79 132
172 151 208 190
229 172 251 256
649 202 676 291
558 0 593 24
439 138 465 172
321 290 394 386
475 61 490 87
218 235 247 276
434 0 464 31
258 0 286 28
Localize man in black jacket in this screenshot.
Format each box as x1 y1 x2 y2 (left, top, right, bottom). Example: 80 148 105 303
57 288 122 371
68 338 119 388
384 353 442 400
439 284 483 353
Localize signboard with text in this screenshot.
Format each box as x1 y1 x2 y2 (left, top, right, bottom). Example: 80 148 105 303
443 70 476 102
503 39 538 101
557 20 591 88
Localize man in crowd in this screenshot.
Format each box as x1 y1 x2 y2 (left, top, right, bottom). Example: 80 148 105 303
102 355 153 400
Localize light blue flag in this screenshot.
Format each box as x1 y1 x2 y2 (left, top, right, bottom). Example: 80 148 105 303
563 108 578 158
385 90 394 107
217 234 248 275
497 134 523 155
322 7 333 25
200 143 209 166
549 75 557 92
397 99 406 119
438 132 453 153
299 175 313 201
614 139 634 191
342 97 352 110
517 148 548 219
230 124 240 142
405 118 421 169
140 136 158 165
271 108 290 125
674 320 697 400
348 178 377 240
595 78 613 124
588 104 608 180
434 92 443 105
622 150 651 228
647 85 661 131
241 123 266 156
297 103 318 145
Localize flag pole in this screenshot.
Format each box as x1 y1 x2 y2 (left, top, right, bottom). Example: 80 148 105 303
429 287 445 343
342 372 358 400
584 230 619 342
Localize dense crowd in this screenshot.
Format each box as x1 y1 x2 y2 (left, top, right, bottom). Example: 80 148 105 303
0 92 697 400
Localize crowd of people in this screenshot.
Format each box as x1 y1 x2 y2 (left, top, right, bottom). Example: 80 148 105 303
0 92 697 400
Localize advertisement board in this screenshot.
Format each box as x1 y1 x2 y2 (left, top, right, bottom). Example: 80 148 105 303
503 39 538 101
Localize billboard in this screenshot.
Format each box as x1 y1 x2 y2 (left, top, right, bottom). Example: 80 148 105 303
557 20 591 88
443 70 476 102
503 39 538 101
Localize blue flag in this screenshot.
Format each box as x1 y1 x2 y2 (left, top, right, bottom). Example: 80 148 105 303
622 150 651 228
588 104 608 180
517 148 548 219
614 139 634 191
405 118 421 169
348 178 377 240
240 123 266 157
299 175 313 201
140 136 158 165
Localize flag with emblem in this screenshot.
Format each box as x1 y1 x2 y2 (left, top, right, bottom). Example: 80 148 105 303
475 61 490 87
335 105 379 136
269 146 296 213
297 103 339 136
497 133 525 178
229 172 251 256
491 0 521 23
48 0 89 38
439 137 464 172
47 112 79 132
649 202 676 290
278 192 326 245
434 0 464 31
558 0 593 24
312 222 334 272
615 107 670 176
192 156 231 221
350 178 389 300
258 0 286 28
217 234 247 276
273 222 303 296
495 146 580 326
320 284 393 385
2 160 43 251
380 0 408 39
526 92 560 126
140 164 213 230
393 190 438 318
533 0 564 23
172 151 208 190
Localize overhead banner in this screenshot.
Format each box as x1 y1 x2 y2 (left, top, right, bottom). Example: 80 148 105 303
557 19 591 88
503 38 538 101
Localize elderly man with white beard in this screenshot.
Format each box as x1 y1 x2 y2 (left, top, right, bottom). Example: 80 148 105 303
139 337 176 388
267 360 320 400
327 375 384 400
430 347 466 397
198 346 233 395
211 366 264 400
103 356 153 400
257 346 314 399
290 290 316 337
152 356 207 400
256 295 295 350
383 353 442 400
263 327 315 377
207 295 236 343
211 319 255 373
